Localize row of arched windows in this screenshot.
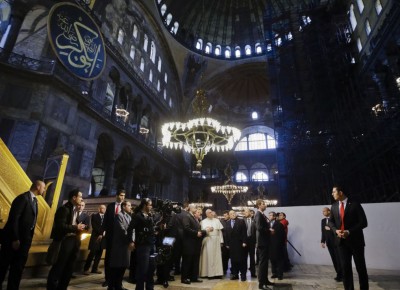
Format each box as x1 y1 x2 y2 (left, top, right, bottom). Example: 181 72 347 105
235 133 277 151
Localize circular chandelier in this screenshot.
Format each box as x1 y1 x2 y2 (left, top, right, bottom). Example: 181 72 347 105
190 202 213 209
210 164 248 204
161 89 241 170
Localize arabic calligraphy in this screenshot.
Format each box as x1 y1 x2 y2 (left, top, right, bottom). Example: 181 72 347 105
48 3 106 80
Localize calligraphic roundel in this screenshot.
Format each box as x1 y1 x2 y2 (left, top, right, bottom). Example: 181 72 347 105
47 2 106 80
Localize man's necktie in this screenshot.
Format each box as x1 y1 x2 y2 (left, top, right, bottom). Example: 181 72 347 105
247 218 251 236
231 219 235 228
340 201 345 231
115 203 120 215
100 215 104 225
32 197 38 230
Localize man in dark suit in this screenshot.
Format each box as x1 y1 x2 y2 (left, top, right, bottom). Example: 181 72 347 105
83 204 106 275
102 189 126 287
321 207 342 282
181 204 208 284
243 208 257 278
47 189 86 290
220 210 230 275
254 199 274 290
0 180 45 290
225 210 247 281
329 185 369 290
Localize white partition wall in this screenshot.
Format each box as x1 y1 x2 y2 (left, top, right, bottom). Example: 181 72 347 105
270 203 400 270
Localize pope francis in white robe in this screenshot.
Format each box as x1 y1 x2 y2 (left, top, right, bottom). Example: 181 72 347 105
199 209 224 277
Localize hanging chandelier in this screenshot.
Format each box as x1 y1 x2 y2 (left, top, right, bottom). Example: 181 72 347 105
246 183 278 206
161 89 241 170
210 164 248 204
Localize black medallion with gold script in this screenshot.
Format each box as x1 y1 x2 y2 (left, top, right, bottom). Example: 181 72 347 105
47 2 106 80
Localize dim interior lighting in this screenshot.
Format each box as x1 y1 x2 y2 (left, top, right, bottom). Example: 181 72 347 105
251 111 258 120
189 202 213 209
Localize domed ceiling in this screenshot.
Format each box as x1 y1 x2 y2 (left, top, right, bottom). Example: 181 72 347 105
156 0 325 60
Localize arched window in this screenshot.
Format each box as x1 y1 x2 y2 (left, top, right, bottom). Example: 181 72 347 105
150 41 156 63
252 171 269 182
236 172 248 182
357 38 362 52
235 46 241 58
130 45 135 60
140 58 145 71
157 80 161 92
117 28 124 45
266 43 272 52
215 45 221 56
158 57 162 72
350 4 357 30
235 136 248 151
143 34 148 51
0 1 11 47
365 19 371 35
161 4 167 16
267 135 276 149
275 35 282 47
166 13 173 26
225 46 231 58
133 24 138 38
164 89 167 100
169 98 173 108
164 73 168 83
357 0 364 13
255 43 262 54
375 0 383 15
149 69 153 82
249 133 266 150
172 22 179 34
196 39 203 50
245 45 251 55
287 32 293 41
205 42 212 54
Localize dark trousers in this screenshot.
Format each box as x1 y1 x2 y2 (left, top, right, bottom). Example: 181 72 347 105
181 252 200 281
327 245 342 278
0 239 31 290
245 241 256 275
257 246 270 287
128 250 136 281
338 244 369 290
109 267 126 290
135 244 155 290
271 257 284 278
172 238 182 273
83 247 103 272
230 258 246 278
104 237 112 282
47 236 80 290
221 245 230 274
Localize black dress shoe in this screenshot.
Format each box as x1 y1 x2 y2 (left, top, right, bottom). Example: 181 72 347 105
241 277 247 281
181 279 191 284
102 281 109 287
192 279 203 282
259 285 272 290
271 274 278 278
265 280 275 285
163 281 169 288
334 276 343 282
278 276 283 280
230 275 239 280
251 274 257 278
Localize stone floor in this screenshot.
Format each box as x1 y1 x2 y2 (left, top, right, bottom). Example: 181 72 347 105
15 264 400 290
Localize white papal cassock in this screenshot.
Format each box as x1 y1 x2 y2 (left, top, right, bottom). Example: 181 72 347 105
199 217 224 277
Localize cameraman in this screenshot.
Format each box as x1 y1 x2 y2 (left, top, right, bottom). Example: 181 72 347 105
127 198 156 290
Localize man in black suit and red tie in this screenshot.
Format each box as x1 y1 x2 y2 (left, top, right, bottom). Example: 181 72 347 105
0 180 45 290
102 189 126 287
329 185 369 290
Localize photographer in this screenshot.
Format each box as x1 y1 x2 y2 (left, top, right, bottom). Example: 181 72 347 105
127 198 156 290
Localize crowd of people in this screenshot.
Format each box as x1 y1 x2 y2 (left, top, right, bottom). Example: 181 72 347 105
0 183 369 290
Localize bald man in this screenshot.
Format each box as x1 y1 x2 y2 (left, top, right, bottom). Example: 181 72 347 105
0 180 45 290
84 204 106 275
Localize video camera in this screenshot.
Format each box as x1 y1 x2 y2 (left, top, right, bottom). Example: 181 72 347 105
151 198 182 217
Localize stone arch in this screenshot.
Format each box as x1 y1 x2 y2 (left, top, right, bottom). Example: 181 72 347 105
92 133 115 196
133 156 151 198
114 146 134 193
